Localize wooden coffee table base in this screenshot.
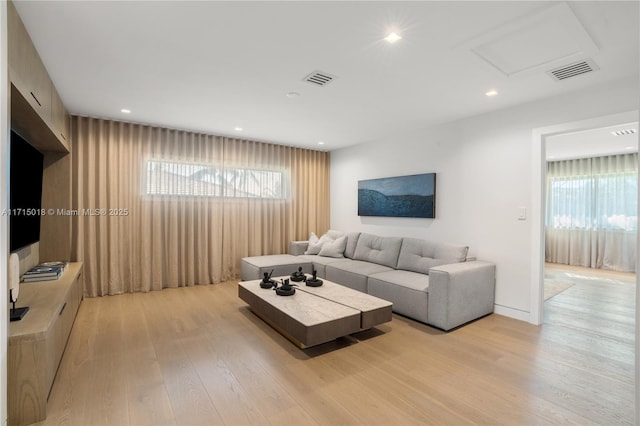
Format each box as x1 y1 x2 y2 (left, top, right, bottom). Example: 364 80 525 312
238 278 392 348
247 307 352 349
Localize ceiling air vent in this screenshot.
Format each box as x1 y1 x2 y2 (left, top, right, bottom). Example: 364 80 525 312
547 59 599 81
611 128 637 136
303 70 336 87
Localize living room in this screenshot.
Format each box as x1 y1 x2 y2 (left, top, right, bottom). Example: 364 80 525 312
1 1 638 425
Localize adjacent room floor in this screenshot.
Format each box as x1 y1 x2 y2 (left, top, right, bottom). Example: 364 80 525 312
36 266 635 425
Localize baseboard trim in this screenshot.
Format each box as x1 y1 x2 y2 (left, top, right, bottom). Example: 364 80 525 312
493 304 532 323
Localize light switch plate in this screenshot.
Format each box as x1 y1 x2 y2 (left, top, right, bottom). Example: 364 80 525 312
518 207 527 220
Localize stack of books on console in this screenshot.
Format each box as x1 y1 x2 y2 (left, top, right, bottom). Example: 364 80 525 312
22 261 68 282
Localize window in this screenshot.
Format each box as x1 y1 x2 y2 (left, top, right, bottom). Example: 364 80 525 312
546 161 638 231
145 160 287 199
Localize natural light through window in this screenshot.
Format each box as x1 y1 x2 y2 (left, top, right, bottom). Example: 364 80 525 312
145 160 287 199
547 172 638 231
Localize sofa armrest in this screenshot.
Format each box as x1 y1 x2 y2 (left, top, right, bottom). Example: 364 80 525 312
289 240 309 256
427 260 496 331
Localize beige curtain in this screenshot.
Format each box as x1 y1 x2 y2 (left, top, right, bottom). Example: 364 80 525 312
71 116 330 296
545 153 637 272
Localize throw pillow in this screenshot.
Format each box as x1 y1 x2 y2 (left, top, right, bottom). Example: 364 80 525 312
309 232 319 245
303 230 346 255
304 232 324 255
318 235 347 258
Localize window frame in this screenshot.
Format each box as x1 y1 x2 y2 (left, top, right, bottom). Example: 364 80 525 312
144 159 289 200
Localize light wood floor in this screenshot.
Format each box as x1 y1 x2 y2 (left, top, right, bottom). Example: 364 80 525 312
36 267 635 425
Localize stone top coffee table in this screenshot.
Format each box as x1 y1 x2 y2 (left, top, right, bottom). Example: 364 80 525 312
238 277 392 348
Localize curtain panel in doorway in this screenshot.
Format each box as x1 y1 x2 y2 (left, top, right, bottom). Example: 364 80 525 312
71 116 330 296
545 153 637 272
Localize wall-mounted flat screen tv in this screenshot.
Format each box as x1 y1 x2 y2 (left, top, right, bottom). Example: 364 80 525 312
358 173 436 218
10 130 44 252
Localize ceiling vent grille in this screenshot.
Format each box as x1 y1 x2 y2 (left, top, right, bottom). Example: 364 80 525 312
303 71 336 87
611 128 637 136
547 59 599 81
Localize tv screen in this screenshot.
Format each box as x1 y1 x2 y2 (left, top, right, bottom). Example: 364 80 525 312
10 130 44 252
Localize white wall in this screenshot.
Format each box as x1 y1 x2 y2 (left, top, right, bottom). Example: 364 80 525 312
1 1 9 423
330 76 639 322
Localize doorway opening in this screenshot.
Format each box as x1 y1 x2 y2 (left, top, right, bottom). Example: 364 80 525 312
531 112 639 424
530 110 639 325
543 122 638 311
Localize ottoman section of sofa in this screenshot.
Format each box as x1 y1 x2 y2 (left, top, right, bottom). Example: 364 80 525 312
325 259 393 293
240 254 313 281
367 270 430 324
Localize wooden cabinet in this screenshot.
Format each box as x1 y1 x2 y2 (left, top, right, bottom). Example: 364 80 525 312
8 0 73 261
51 89 70 145
39 152 72 262
8 263 84 426
20 47 52 126
8 0 69 152
7 0 29 96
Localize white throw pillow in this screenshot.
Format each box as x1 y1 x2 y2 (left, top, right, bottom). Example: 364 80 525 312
318 235 347 258
304 230 346 255
304 232 323 255
309 232 319 244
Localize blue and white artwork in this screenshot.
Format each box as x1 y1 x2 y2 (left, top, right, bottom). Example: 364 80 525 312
358 173 436 218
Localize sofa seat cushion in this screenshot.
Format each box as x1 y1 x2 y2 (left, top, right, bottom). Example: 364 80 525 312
240 254 312 281
367 270 430 323
353 233 403 268
298 254 344 278
325 259 393 293
397 238 469 274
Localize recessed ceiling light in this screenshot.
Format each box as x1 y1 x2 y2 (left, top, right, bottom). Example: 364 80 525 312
234 127 243 132
625 146 635 150
485 90 499 97
318 141 325 145
384 32 402 43
286 92 300 98
121 108 131 114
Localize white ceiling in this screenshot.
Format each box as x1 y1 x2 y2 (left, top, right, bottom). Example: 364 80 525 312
13 1 640 151
546 122 639 161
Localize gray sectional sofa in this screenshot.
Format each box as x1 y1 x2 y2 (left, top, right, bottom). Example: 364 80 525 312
240 231 495 331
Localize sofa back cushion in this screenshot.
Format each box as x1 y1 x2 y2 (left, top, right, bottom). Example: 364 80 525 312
344 232 361 259
397 238 469 274
353 233 403 268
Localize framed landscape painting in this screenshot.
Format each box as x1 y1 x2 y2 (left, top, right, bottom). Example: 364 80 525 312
358 173 436 218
